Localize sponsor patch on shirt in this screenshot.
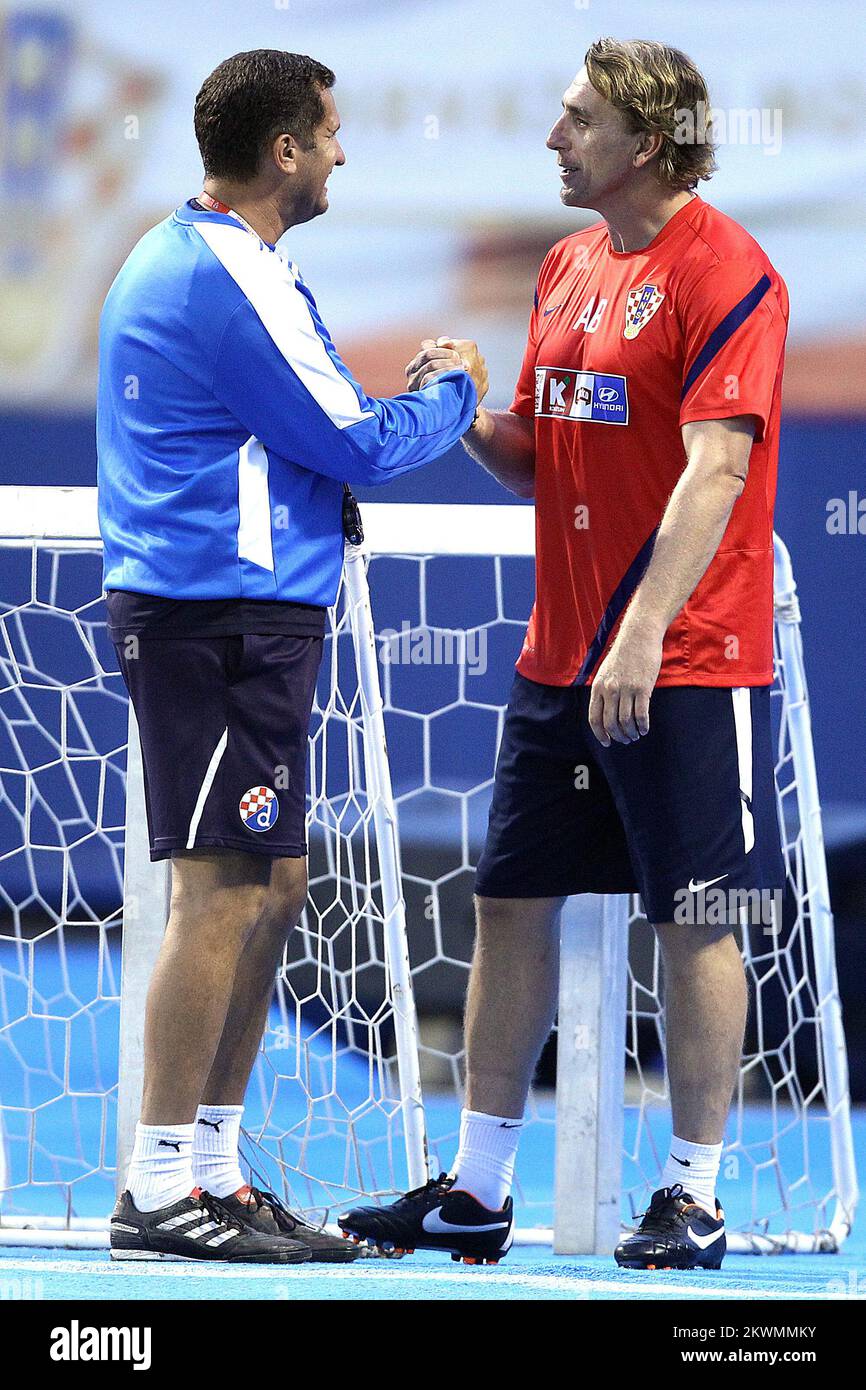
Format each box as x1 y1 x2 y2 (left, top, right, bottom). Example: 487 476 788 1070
534 368 628 424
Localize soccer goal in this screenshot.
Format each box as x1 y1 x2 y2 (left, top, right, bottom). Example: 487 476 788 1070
0 486 857 1254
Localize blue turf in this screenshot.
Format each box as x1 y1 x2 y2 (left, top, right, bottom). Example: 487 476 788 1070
2 1108 863 1301
2 941 863 1300
2 1242 864 1302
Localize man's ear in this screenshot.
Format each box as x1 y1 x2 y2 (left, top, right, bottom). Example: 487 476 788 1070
633 131 663 171
272 133 298 173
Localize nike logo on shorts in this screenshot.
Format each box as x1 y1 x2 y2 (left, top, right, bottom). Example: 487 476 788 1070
687 873 728 893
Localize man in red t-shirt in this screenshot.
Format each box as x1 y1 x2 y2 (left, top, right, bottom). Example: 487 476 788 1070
339 38 788 1270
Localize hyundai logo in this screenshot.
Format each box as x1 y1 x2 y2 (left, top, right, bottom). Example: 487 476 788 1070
598 387 619 402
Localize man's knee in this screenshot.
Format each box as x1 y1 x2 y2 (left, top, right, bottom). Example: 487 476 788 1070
169 850 271 941
261 857 308 932
653 919 740 967
474 894 564 935
475 895 520 932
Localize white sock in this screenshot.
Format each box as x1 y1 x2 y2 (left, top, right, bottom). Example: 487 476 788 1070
450 1108 523 1211
126 1123 195 1213
191 1105 246 1199
660 1135 723 1216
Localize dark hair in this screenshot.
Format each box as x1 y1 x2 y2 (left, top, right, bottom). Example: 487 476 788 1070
194 50 336 182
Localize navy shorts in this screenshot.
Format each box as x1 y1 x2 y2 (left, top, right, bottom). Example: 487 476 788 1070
115 633 323 861
475 673 784 924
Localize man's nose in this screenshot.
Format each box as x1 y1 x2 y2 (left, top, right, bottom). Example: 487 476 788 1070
546 118 565 150
334 142 346 166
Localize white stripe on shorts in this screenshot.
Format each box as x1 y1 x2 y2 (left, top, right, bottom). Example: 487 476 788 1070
186 727 229 850
731 688 755 855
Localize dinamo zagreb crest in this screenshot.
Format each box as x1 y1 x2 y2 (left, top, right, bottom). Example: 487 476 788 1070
239 785 279 832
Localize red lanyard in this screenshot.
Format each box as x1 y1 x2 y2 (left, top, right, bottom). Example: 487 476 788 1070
196 191 260 240
197 191 231 215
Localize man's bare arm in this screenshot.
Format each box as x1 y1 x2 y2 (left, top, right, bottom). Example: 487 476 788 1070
588 414 757 747
461 407 536 499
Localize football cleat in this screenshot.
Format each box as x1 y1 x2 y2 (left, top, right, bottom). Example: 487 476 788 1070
338 1173 513 1264
219 1185 360 1263
614 1184 726 1270
109 1188 310 1263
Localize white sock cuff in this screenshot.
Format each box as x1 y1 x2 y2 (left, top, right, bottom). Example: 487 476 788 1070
454 1109 524 1161
463 1109 524 1124
193 1105 243 1155
134 1122 195 1147
457 1111 523 1157
127 1123 196 1211
662 1136 723 1215
462 1109 524 1129
451 1109 523 1209
669 1136 723 1162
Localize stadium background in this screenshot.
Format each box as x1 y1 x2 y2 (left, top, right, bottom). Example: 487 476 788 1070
1 0 865 1110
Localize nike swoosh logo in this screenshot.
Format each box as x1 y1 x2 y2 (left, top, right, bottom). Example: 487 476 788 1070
671 1155 691 1166
421 1208 510 1236
687 873 728 893
543 303 563 316
687 1225 725 1250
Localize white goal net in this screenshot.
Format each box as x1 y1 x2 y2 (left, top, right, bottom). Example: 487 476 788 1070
0 488 857 1252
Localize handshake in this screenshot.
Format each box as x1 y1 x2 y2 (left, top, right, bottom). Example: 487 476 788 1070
405 337 489 408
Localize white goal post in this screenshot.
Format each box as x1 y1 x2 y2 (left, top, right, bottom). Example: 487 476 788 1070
0 486 858 1254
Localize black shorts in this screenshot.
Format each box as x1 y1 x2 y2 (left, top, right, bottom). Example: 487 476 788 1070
115 633 323 861
475 673 784 924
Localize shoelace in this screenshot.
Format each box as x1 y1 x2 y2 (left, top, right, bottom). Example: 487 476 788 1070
198 1190 246 1236
244 1174 455 1231
395 1173 454 1208
638 1184 693 1235
247 1186 317 1235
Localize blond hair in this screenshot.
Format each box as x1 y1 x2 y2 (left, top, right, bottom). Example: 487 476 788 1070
584 37 716 189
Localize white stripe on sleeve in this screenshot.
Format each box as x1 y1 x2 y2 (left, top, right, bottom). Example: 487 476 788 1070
195 221 373 430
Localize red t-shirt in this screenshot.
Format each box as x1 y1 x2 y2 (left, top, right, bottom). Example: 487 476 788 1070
511 195 789 687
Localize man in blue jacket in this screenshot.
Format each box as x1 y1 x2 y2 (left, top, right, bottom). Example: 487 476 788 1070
100 49 485 1264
